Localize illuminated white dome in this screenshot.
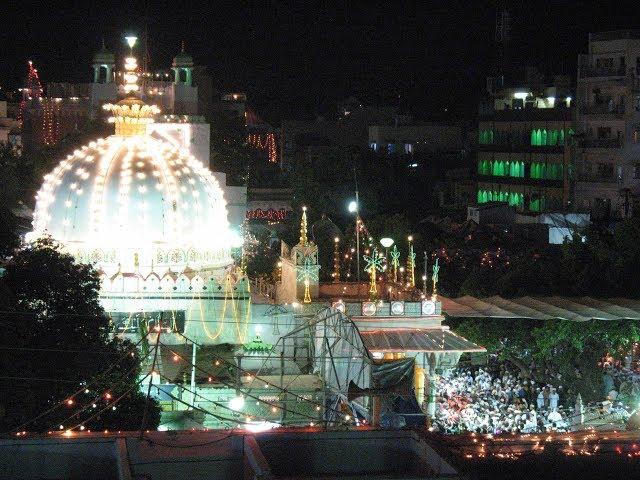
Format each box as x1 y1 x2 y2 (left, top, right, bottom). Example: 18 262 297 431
30 135 236 275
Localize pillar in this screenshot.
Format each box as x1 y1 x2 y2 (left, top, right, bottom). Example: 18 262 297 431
93 65 100 83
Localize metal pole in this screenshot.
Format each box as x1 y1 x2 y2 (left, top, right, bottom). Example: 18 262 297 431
190 340 197 409
354 168 361 282
140 328 161 437
356 213 360 282
280 344 286 425
423 251 428 295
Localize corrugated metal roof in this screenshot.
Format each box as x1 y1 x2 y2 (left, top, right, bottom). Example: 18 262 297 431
360 328 486 353
440 296 640 321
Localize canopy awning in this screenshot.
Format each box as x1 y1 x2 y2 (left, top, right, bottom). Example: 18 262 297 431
360 328 485 353
440 295 640 322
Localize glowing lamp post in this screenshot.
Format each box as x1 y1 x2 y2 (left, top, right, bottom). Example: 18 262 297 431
380 237 394 280
125 36 138 49
348 199 361 281
333 237 340 283
380 238 394 249
407 235 416 288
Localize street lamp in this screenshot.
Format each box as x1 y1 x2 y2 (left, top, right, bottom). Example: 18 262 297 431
125 36 137 49
347 198 361 281
380 238 394 278
380 238 394 249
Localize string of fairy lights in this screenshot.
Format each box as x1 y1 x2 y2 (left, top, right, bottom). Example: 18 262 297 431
4 307 637 445
7 334 147 436
246 132 278 163
334 211 439 295
429 424 640 460
3 327 360 436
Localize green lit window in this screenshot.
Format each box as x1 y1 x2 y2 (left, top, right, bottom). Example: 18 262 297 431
478 160 491 175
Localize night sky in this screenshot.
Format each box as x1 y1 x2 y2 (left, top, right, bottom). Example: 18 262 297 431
2 1 640 123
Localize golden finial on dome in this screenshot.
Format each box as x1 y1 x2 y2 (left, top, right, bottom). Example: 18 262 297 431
103 36 160 137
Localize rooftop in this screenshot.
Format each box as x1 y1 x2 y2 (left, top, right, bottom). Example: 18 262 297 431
590 30 640 42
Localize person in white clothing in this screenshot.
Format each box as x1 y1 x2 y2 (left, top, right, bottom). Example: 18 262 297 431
549 388 559 411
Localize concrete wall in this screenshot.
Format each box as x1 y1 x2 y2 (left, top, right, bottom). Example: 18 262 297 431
255 429 457 477
0 437 122 480
1 430 458 479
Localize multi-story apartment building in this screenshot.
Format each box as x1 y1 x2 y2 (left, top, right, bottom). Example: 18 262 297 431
477 69 574 213
575 30 640 219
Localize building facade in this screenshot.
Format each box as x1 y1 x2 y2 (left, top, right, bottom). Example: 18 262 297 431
368 122 463 156
477 70 574 213
575 30 640 219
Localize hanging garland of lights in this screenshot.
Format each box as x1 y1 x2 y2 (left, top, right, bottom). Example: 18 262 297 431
246 132 278 163
18 60 44 127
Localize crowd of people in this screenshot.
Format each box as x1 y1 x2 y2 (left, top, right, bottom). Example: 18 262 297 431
432 366 573 434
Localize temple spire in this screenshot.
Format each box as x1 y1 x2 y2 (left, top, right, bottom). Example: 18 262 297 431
299 206 308 246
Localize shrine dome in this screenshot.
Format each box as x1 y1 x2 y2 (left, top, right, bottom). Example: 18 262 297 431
28 59 236 276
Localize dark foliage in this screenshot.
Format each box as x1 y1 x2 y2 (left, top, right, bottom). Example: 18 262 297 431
0 239 160 432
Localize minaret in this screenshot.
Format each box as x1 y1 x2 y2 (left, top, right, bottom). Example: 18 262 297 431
89 38 117 117
276 206 320 304
171 41 197 114
172 41 194 86
92 38 115 84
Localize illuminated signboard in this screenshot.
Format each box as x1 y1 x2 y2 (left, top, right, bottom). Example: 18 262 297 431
246 208 289 221
390 301 405 316
109 310 185 333
362 301 377 316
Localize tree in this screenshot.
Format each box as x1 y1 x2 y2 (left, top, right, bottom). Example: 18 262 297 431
0 145 25 256
448 316 640 402
0 238 160 432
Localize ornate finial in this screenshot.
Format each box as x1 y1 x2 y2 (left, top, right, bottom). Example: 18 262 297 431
101 37 106 51
102 36 159 136
181 40 186 53
390 245 400 283
299 206 308 246
431 257 440 301
407 235 416 287
364 249 384 298
333 237 340 282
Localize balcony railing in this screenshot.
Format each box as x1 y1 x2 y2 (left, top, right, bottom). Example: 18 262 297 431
579 66 627 78
576 175 618 184
579 103 625 116
579 137 622 148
